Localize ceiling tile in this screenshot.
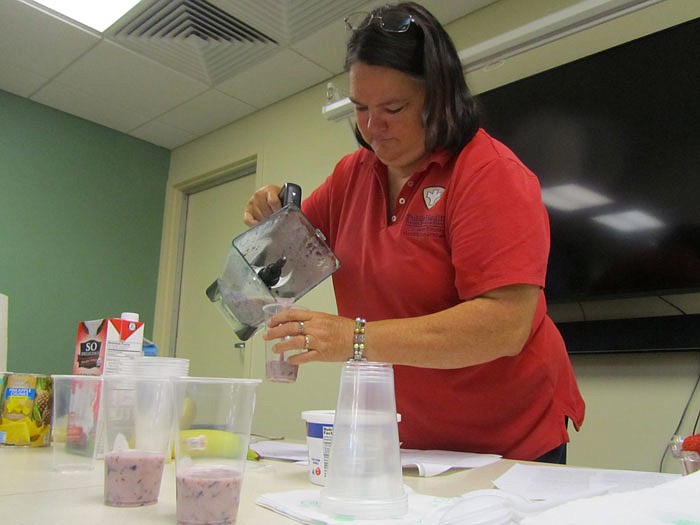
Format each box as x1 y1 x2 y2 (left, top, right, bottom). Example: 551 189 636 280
0 59 50 98
419 0 501 23
31 80 147 132
2 0 503 149
156 89 256 136
0 0 99 82
129 120 198 150
291 19 348 75
216 49 332 108
47 40 208 118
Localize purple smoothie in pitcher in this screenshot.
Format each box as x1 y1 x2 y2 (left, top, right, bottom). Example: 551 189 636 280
176 467 243 525
104 450 166 506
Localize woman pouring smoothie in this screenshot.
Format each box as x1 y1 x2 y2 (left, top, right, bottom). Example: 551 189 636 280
244 2 585 463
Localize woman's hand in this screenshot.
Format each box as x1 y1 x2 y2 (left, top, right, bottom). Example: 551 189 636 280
243 184 283 226
262 284 539 369
263 308 356 363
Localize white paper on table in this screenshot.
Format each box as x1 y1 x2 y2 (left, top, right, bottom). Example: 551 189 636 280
256 487 450 525
494 463 679 501
250 441 309 462
520 470 700 525
250 442 501 476
400 449 502 476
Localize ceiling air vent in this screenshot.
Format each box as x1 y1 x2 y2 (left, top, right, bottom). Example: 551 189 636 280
107 0 280 85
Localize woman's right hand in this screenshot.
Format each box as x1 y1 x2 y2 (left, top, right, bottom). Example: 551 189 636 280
243 184 283 226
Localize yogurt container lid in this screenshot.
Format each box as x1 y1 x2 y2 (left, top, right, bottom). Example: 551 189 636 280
301 410 336 425
301 410 401 424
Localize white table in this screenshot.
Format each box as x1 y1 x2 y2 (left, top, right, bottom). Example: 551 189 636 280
0 445 520 524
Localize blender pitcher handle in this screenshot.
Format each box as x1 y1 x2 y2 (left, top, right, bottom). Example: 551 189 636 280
279 183 302 207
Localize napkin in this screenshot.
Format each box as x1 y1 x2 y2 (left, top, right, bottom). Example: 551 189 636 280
400 449 502 477
256 487 450 525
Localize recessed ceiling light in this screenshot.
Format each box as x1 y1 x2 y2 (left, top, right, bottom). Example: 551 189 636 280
541 183 612 212
31 0 141 32
593 210 665 232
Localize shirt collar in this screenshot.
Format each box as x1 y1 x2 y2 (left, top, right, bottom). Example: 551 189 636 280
368 148 453 175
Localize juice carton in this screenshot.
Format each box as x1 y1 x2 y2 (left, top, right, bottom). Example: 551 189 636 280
73 313 144 457
74 313 144 376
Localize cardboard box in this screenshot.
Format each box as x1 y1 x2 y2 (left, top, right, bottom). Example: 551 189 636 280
74 314 144 376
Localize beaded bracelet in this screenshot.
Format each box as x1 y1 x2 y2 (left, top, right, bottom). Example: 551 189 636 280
352 317 366 361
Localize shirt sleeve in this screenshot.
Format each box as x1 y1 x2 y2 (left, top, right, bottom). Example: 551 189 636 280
446 154 550 300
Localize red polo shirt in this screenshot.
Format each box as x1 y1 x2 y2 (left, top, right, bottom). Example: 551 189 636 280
303 129 585 460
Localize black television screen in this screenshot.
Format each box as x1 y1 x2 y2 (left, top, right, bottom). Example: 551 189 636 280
477 17 700 306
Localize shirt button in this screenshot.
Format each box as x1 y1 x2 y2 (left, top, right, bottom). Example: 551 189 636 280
391 215 397 222
407 181 414 187
398 197 406 205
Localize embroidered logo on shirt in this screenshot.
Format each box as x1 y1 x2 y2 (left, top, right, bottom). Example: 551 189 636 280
404 214 445 237
423 186 445 209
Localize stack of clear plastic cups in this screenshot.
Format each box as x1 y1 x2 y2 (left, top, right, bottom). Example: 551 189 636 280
132 356 190 458
321 361 407 519
134 356 190 378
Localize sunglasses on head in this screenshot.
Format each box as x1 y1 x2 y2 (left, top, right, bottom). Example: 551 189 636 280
344 10 415 33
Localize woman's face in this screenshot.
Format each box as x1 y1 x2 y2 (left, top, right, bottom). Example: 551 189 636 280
349 62 426 174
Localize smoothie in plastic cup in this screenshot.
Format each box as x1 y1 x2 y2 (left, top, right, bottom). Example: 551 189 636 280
173 377 260 525
176 466 243 524
104 449 166 506
102 375 172 507
263 303 308 383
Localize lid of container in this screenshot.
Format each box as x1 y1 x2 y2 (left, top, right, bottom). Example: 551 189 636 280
121 312 140 322
301 410 336 425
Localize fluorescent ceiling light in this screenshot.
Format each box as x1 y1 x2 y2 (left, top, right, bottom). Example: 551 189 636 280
541 183 612 211
31 0 140 32
593 209 665 232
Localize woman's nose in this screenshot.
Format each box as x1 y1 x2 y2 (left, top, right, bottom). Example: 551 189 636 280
366 110 385 130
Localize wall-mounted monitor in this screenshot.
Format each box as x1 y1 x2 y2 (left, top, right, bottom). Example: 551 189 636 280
478 17 700 353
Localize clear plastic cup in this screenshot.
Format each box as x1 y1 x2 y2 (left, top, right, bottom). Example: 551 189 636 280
669 434 700 475
263 303 308 383
320 361 407 519
301 409 402 486
172 377 261 525
51 375 103 471
102 375 172 507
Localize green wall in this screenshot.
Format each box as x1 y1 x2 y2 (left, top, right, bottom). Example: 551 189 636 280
0 89 170 374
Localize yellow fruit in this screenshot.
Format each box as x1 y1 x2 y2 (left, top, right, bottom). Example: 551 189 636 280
178 429 241 458
0 420 31 444
25 418 41 439
179 398 196 430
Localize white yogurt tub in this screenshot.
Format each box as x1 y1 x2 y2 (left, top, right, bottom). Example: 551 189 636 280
301 410 335 485
301 409 402 486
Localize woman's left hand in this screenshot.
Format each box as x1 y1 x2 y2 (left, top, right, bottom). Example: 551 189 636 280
263 308 355 363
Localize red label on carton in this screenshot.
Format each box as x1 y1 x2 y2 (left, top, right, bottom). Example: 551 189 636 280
73 317 144 375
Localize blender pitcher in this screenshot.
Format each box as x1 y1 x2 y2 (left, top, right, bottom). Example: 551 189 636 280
206 183 340 340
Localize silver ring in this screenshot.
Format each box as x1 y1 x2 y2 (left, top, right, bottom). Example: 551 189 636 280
304 334 310 350
298 321 305 335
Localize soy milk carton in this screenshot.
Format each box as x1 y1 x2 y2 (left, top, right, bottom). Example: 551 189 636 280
73 313 144 457
74 313 144 376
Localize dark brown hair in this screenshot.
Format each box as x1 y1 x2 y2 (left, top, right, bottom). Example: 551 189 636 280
345 2 480 154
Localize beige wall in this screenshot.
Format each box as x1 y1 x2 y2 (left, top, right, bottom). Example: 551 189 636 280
158 0 700 471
